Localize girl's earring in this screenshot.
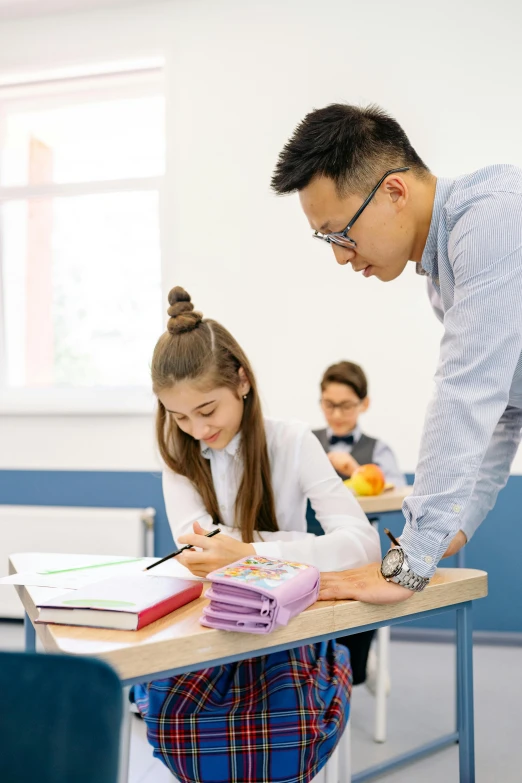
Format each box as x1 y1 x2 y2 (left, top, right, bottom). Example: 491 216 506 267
243 394 248 400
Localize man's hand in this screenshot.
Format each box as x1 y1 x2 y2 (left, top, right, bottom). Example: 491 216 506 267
319 562 415 604
177 522 255 577
318 528 468 605
328 451 360 477
442 530 467 558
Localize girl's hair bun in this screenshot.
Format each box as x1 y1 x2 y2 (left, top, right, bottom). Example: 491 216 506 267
166 287 203 335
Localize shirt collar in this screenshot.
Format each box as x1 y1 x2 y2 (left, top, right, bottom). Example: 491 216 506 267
200 431 242 459
420 177 455 278
326 423 362 443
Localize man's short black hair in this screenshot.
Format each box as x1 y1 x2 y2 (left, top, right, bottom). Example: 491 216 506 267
271 103 429 196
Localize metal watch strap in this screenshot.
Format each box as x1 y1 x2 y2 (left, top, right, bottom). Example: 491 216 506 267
395 569 429 592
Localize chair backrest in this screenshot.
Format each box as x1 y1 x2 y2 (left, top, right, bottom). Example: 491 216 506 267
0 651 122 783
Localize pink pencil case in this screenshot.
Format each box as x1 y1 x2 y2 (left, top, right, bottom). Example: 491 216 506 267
200 555 319 634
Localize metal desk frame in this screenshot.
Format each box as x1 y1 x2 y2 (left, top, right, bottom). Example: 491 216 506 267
24 595 476 783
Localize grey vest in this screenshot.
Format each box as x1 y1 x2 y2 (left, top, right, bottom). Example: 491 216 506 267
313 428 377 465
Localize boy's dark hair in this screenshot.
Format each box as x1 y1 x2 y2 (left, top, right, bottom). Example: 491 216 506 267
271 103 429 196
321 361 368 400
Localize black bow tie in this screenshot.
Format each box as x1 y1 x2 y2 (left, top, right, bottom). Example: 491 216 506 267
329 434 354 446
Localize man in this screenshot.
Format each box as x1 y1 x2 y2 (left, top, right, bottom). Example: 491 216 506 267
271 103 522 604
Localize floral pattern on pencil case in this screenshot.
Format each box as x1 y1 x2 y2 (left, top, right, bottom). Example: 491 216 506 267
212 556 310 590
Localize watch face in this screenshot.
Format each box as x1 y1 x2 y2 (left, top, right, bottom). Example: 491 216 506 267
381 548 404 578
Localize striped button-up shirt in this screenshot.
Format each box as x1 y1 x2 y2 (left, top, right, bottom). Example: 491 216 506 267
402 164 522 578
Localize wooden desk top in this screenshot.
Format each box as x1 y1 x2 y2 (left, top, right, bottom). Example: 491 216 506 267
10 553 487 683
356 486 412 514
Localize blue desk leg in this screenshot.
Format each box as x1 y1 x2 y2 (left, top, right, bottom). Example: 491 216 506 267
456 601 475 783
456 546 466 749
456 622 461 744
24 612 36 652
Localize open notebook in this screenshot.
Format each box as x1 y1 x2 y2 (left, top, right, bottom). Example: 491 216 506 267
36 573 203 630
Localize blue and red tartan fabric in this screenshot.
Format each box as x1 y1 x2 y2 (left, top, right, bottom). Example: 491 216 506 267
133 640 351 783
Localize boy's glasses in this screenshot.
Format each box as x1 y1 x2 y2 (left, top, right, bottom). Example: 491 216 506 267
321 399 361 414
313 167 410 249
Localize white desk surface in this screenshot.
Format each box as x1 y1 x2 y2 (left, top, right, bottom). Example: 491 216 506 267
10 552 487 683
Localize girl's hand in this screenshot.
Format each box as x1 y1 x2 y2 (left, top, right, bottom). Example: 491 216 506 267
177 521 255 577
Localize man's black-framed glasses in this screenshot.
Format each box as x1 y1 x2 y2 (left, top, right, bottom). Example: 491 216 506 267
313 167 410 249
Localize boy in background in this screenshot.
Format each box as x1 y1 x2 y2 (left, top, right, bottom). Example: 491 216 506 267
314 360 406 487
310 360 406 686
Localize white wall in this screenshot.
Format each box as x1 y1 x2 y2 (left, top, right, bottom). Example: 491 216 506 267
1 0 522 472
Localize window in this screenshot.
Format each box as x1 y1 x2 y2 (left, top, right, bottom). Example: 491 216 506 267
0 65 165 413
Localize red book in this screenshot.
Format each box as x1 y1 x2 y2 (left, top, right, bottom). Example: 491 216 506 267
36 573 203 630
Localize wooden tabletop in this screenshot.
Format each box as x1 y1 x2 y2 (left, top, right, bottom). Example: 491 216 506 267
10 553 487 683
356 486 412 514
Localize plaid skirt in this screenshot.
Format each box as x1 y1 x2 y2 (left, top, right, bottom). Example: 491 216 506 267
133 640 351 783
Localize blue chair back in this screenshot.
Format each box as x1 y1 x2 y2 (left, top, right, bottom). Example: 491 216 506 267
0 651 122 783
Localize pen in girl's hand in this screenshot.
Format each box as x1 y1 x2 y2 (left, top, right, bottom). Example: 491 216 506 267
144 528 221 571
383 528 401 547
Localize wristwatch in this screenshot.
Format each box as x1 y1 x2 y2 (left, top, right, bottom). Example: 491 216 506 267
380 547 429 592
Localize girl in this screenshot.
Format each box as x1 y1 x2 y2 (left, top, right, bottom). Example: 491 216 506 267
134 287 381 783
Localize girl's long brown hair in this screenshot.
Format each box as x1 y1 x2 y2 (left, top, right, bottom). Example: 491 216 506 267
152 286 278 542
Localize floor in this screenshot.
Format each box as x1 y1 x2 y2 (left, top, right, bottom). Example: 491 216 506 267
1 619 520 782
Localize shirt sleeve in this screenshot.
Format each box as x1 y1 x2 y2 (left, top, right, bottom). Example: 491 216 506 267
401 193 522 578
459 405 522 541
372 440 407 488
427 278 444 323
162 467 217 545
163 462 337 555
256 428 381 570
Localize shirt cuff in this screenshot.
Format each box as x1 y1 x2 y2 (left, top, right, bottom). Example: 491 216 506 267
253 541 283 560
399 525 451 579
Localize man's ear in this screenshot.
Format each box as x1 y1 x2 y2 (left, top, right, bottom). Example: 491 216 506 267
384 174 408 211
360 396 370 413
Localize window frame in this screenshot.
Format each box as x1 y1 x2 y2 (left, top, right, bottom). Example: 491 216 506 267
0 65 165 416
